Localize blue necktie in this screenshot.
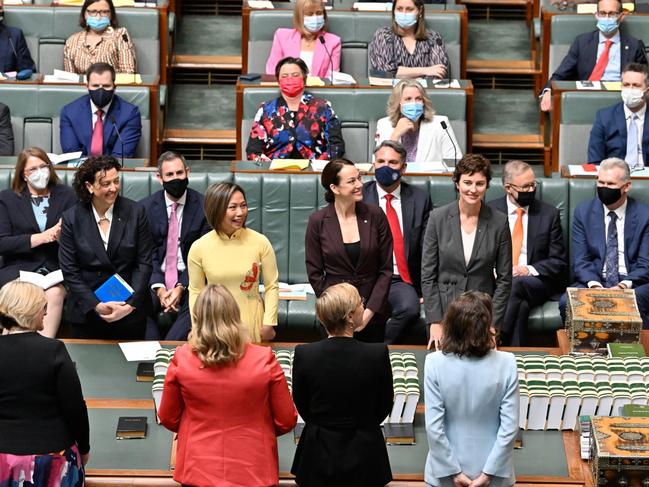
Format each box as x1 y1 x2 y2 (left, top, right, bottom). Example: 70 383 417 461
626 114 639 169
605 211 619 288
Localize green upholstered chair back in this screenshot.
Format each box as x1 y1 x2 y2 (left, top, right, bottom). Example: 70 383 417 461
559 91 620 165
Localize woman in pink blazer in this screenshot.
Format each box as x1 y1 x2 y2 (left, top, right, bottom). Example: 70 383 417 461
265 0 341 78
158 284 297 487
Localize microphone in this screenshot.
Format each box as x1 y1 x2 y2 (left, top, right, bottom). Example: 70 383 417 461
319 35 335 85
440 120 457 169
107 114 125 168
122 32 138 84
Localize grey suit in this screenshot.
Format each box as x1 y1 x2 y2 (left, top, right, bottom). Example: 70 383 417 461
424 350 519 487
421 201 512 327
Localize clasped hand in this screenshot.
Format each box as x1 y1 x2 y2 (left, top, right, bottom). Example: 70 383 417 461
157 286 183 312
454 472 491 487
96 301 134 323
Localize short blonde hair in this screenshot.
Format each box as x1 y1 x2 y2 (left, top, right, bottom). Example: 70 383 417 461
189 285 246 367
315 283 362 334
0 280 46 331
293 0 328 36
387 79 435 127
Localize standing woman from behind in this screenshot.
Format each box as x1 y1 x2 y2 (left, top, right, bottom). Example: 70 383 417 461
424 291 518 487
369 0 449 79
291 283 393 487
421 154 512 349
158 284 297 487
0 280 90 486
188 182 279 342
0 147 76 338
305 159 393 342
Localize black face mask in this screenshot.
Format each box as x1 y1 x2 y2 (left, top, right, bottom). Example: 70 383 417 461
0 11 4 22
163 177 189 199
514 188 536 207
597 186 623 206
88 87 115 109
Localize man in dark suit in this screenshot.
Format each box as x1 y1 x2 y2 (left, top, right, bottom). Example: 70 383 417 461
362 140 432 343
0 101 12 155
540 0 647 112
488 160 568 346
139 151 210 340
60 62 141 158
0 0 36 74
559 157 649 327
588 63 649 165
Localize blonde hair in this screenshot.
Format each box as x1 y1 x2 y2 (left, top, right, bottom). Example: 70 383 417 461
189 285 246 366
387 79 435 127
315 283 362 334
293 0 328 36
0 280 46 331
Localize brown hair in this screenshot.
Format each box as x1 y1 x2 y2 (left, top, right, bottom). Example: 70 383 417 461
204 182 247 232
391 0 427 41
452 154 492 187
12 147 61 194
321 158 356 203
189 285 246 366
293 0 329 36
386 79 435 126
85 62 116 83
440 291 495 358
79 0 118 29
72 155 121 206
315 283 362 335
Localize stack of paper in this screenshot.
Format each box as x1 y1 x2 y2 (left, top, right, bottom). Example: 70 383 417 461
151 347 176 423
269 159 309 171
386 352 420 424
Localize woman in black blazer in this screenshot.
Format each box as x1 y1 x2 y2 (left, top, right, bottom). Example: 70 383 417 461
291 283 393 487
0 147 77 337
305 158 393 342
421 154 512 349
58 155 154 339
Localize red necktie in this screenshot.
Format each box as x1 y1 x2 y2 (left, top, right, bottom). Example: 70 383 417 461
384 194 412 285
90 109 104 156
588 39 613 81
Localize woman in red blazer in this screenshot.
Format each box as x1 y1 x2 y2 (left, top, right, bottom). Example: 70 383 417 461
305 159 394 342
158 284 297 487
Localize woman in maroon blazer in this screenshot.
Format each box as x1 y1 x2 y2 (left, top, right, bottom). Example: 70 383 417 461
305 158 393 342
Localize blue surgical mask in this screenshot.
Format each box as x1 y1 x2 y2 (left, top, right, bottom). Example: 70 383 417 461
86 16 110 31
375 165 402 187
303 14 325 33
394 12 418 29
596 17 618 34
401 102 424 122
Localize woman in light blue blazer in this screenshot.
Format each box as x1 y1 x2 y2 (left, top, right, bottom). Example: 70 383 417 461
424 291 519 487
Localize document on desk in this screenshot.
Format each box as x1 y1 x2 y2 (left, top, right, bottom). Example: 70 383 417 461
119 341 162 362
353 2 391 10
576 81 601 90
47 151 83 165
567 164 598 176
248 0 274 7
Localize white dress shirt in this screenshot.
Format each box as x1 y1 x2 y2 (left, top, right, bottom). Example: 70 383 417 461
377 184 403 277
90 99 113 128
506 197 539 276
461 227 476 267
151 191 187 290
624 103 646 168
91 203 114 250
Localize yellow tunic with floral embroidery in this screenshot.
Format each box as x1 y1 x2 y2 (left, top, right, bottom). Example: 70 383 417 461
188 228 279 342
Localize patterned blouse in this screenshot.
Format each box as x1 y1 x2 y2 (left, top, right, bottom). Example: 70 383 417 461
64 27 137 74
246 92 345 161
369 26 449 76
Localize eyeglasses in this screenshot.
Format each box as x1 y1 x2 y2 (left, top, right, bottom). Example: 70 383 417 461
86 9 111 17
24 163 49 175
508 181 537 192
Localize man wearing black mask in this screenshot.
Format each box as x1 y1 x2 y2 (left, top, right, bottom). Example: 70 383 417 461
559 157 649 327
139 151 210 340
60 62 141 157
362 140 432 344
489 160 567 346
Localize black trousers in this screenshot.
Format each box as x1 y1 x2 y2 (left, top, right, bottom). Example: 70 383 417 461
384 276 420 344
145 288 191 341
502 275 556 346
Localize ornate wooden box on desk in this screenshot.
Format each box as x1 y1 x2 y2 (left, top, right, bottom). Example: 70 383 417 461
565 288 642 354
590 416 649 486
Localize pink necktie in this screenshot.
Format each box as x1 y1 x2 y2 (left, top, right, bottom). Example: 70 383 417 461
164 202 179 290
90 109 104 156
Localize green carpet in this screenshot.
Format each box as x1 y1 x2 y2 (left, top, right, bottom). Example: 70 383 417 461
175 15 242 56
166 84 236 130
473 88 540 135
469 20 531 60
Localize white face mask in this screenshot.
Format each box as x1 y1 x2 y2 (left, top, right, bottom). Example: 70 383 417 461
27 167 50 190
621 87 647 109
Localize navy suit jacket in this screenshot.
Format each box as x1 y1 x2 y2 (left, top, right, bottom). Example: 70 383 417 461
58 196 153 323
488 196 568 293
59 94 142 157
587 102 649 164
572 196 649 287
0 102 12 156
0 24 35 73
138 188 210 289
545 30 647 90
0 184 76 286
362 180 432 294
